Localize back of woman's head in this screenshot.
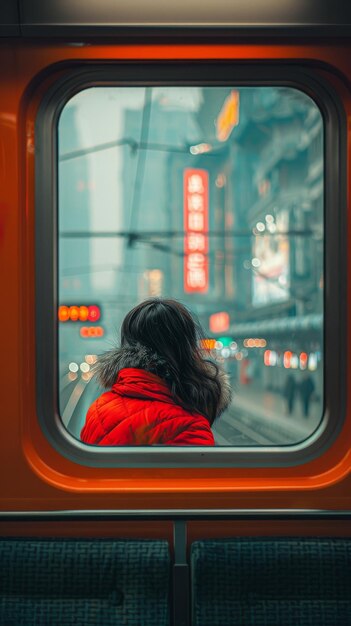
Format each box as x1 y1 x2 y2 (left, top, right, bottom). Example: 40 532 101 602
121 298 198 364
97 298 230 424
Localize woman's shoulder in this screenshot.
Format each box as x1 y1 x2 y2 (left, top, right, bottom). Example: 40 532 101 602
80 389 124 443
152 401 215 443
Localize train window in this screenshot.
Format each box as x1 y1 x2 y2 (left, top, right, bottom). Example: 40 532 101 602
57 82 326 451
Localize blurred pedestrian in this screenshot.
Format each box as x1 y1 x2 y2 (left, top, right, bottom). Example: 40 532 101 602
283 373 296 415
81 298 231 446
300 372 315 418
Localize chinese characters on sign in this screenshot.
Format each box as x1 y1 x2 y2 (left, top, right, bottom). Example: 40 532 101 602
184 169 209 293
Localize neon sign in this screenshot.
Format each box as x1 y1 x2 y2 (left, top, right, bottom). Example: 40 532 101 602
58 305 101 323
216 90 240 142
209 311 230 333
183 169 209 293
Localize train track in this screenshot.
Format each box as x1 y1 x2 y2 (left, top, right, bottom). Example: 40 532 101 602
213 404 315 446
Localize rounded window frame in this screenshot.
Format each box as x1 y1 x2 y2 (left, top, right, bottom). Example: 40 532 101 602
35 63 346 468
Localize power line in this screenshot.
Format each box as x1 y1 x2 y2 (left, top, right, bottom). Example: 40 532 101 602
60 229 314 239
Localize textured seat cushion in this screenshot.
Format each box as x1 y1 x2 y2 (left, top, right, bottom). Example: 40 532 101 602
0 538 170 626
191 538 351 626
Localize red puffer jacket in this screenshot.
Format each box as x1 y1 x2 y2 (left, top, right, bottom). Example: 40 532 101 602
81 368 215 446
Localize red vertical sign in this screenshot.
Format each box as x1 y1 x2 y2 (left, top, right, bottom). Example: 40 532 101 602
184 168 209 293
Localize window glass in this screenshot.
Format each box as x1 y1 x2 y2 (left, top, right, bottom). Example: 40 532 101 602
58 86 323 446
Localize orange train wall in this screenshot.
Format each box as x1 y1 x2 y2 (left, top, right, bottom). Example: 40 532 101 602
0 39 350 512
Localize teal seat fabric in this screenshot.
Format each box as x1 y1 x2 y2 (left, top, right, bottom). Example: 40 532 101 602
191 538 351 626
0 539 170 626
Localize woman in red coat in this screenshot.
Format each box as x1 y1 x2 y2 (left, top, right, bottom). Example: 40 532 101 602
80 298 231 446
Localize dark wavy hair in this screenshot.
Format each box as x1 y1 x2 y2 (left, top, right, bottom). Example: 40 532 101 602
119 298 222 424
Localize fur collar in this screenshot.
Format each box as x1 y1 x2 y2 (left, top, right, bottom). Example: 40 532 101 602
94 343 232 416
95 344 172 389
